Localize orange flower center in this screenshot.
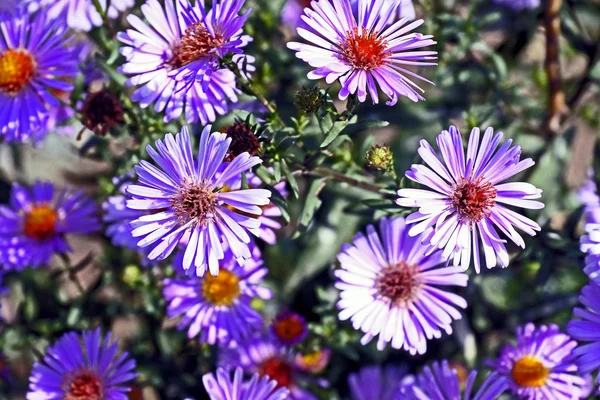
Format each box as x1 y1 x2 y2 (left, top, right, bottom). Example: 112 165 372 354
24 205 58 241
511 356 549 388
202 269 241 306
259 358 293 388
0 49 36 96
376 262 422 306
340 28 389 70
64 372 103 400
450 177 497 223
273 315 305 343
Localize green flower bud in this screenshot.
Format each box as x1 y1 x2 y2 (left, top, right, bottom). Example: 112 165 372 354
122 264 142 287
365 144 394 172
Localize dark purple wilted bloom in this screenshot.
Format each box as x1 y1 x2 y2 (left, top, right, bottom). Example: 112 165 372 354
348 364 413 400
118 0 254 125
220 334 318 400
27 328 137 400
397 126 543 272
0 7 78 144
489 323 585 400
126 125 271 276
271 310 308 346
0 181 100 270
335 216 468 355
188 367 289 400
403 360 509 400
163 242 271 345
287 0 437 105
568 283 600 385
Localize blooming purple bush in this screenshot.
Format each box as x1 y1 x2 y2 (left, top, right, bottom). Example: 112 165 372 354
0 0 598 399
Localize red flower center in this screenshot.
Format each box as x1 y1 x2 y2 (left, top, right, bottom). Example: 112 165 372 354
273 315 305 343
450 177 497 223
340 28 389 70
64 372 103 400
171 181 218 226
24 205 58 241
0 49 36 96
259 358 294 388
169 23 223 69
376 262 421 305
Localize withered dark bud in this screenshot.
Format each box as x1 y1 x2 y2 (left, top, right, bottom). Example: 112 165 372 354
294 87 321 114
80 90 124 137
224 121 261 161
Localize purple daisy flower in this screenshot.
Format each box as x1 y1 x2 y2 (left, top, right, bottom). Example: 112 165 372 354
30 0 134 31
348 364 414 400
403 360 509 400
0 181 100 270
578 170 600 284
220 335 318 400
27 328 138 400
568 283 600 385
335 216 468 355
163 242 271 345
270 310 309 346
396 126 544 272
489 323 586 400
126 125 271 276
492 0 540 11
287 0 437 105
189 367 290 400
0 7 78 144
118 0 253 124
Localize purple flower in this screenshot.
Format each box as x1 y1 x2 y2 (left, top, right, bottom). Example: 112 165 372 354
403 360 509 400
568 283 600 385
287 0 437 105
0 7 78 144
126 125 271 276
220 335 318 400
30 0 134 31
223 171 287 245
193 367 290 400
396 126 543 272
578 170 600 284
335 216 468 355
348 365 413 400
27 328 138 400
489 323 586 400
270 310 309 346
163 242 271 345
0 181 100 270
577 169 600 222
350 0 415 22
492 0 540 11
118 0 254 124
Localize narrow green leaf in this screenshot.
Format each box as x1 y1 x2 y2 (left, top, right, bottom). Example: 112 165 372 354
294 177 326 237
281 159 299 199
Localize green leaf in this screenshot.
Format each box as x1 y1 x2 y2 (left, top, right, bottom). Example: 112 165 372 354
254 166 275 185
320 120 350 148
294 177 327 237
273 161 282 183
269 189 290 224
339 118 388 137
281 159 299 198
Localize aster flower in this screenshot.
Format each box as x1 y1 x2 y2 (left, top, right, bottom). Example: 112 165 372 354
28 0 134 31
568 283 600 384
189 367 290 400
335 216 468 355
403 360 508 400
492 0 540 11
0 181 100 270
0 7 78 144
27 328 138 400
489 323 585 400
350 0 415 22
271 310 309 346
348 365 413 400
126 125 271 276
220 335 318 400
163 242 271 345
287 0 437 105
118 0 254 125
396 126 543 272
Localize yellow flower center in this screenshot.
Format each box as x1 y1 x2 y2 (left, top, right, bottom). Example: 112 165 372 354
512 356 550 388
24 205 58 241
0 49 36 96
202 269 241 306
